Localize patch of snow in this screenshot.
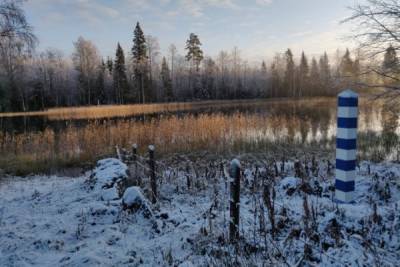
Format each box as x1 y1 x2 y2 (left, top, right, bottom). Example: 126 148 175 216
90 158 128 196
122 186 153 218
101 186 119 201
279 176 301 189
0 158 399 266
122 186 145 206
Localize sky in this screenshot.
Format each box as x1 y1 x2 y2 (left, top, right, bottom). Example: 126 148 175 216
25 0 358 63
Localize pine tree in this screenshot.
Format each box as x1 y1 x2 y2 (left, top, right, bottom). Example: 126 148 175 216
132 22 148 103
284 49 295 97
185 33 204 98
114 43 129 104
161 57 173 101
185 33 203 72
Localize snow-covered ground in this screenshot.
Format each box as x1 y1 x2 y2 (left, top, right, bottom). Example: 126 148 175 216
0 158 399 266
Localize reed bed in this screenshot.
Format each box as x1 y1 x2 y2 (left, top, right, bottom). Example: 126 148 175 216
0 112 337 175
0 97 398 175
0 97 332 120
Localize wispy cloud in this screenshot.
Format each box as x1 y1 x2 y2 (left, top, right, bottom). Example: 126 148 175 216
25 0 354 61
256 0 273 6
177 0 239 18
27 0 120 25
74 0 119 24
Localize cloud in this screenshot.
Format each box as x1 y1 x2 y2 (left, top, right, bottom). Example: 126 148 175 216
206 0 238 9
74 0 119 23
177 0 238 18
27 0 120 25
122 0 151 9
180 0 204 17
166 10 180 17
92 4 119 18
256 0 273 6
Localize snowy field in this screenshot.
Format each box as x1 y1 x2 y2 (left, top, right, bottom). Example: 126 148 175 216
0 157 399 266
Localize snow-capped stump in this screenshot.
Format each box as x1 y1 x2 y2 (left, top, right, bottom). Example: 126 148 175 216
87 158 129 199
122 186 153 218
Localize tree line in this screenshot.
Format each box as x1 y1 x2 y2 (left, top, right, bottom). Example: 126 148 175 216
0 0 395 112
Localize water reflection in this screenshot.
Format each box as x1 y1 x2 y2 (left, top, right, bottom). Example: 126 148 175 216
0 98 399 167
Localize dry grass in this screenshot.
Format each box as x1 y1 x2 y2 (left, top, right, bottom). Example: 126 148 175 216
0 111 335 175
0 97 397 175
0 99 279 120
0 97 338 120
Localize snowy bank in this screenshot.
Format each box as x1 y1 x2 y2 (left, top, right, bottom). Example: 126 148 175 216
0 158 399 266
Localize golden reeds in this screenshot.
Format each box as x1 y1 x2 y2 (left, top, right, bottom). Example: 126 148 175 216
0 97 395 175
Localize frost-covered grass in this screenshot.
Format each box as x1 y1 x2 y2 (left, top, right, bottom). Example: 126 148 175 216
0 156 399 266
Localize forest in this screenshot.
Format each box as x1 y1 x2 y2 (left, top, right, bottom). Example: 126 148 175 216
0 0 395 112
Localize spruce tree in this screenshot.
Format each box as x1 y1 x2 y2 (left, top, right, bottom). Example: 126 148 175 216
353 58 360 84
382 45 399 86
340 48 358 88
114 43 129 104
261 61 267 97
319 52 331 94
202 57 216 99
132 22 148 103
106 57 113 75
382 45 399 73
95 59 106 104
161 57 173 101
261 61 267 73
298 51 309 97
270 60 281 98
340 48 354 77
284 49 295 97
310 57 320 95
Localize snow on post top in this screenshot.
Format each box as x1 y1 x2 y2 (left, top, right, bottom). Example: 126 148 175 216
339 89 358 98
231 158 241 169
132 143 138 149
148 145 155 151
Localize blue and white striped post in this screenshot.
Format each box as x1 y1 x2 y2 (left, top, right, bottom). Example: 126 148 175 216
335 89 358 203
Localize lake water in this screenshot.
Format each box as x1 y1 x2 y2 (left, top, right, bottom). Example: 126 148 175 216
0 97 399 173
